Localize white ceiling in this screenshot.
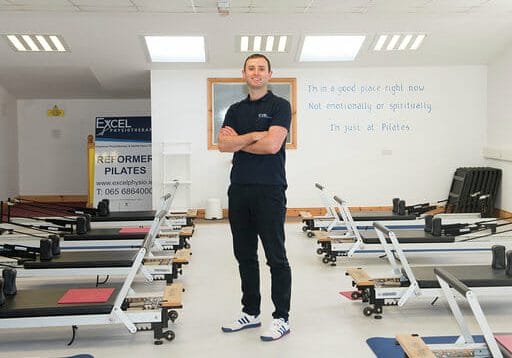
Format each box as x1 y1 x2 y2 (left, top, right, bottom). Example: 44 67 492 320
0 0 511 98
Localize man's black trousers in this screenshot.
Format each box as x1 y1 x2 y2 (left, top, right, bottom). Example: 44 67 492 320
228 184 291 321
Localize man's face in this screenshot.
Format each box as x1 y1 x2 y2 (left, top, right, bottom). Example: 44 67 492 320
242 57 272 90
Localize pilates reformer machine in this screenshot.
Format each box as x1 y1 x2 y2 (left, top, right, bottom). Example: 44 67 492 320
396 267 512 357
3 182 195 232
0 222 184 345
345 222 512 319
300 183 434 238
301 183 492 238
0 209 190 284
316 196 500 264
1 184 194 251
0 217 193 252
9 190 195 229
89 206 197 231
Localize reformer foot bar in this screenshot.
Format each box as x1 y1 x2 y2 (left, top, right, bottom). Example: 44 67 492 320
316 196 501 264
0 227 184 345
345 222 512 319
396 267 510 358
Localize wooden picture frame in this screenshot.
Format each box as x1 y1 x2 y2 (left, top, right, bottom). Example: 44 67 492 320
207 77 297 150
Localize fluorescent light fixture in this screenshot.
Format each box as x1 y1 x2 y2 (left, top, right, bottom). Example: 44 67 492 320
253 36 261 51
4 34 69 53
386 34 400 51
278 36 287 52
239 35 290 53
398 34 412 50
145 36 206 62
265 36 274 52
373 33 426 52
49 35 66 52
240 36 249 52
7 35 26 51
374 35 387 51
300 35 365 62
22 35 40 51
410 34 426 50
36 35 52 51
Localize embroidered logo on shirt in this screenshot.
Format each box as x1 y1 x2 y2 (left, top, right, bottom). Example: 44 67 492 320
258 113 272 119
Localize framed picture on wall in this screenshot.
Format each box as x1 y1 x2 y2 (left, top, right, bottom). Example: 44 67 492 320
207 77 297 150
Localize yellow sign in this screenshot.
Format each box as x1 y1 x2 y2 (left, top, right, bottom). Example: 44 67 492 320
47 105 64 117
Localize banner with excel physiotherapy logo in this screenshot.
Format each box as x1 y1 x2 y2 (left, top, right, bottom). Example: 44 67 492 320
93 116 152 211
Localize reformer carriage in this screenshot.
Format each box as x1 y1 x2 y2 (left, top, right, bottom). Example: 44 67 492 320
316 196 496 264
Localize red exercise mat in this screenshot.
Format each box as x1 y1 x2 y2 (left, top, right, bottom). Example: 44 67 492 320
58 288 116 304
495 334 512 353
118 227 149 234
339 291 362 300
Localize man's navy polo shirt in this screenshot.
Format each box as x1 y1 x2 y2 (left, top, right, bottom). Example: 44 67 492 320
222 90 291 187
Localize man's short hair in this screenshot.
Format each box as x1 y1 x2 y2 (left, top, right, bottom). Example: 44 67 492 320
243 54 271 72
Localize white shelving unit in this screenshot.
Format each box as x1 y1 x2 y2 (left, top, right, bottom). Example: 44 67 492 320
162 142 191 211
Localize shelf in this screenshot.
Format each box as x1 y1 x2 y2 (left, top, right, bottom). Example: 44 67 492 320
164 180 191 185
162 142 192 209
163 142 191 155
163 151 190 155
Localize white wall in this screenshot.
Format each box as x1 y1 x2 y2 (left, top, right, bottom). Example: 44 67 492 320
152 66 486 209
17 99 150 195
0 85 18 198
487 44 512 211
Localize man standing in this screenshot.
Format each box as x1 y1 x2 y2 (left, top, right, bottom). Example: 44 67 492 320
218 54 292 341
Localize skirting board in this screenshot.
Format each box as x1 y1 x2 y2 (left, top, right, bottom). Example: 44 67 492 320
18 195 88 203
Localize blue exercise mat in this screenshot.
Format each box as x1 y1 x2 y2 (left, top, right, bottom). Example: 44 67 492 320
366 335 484 357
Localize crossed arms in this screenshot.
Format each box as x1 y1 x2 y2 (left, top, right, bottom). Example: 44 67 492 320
218 125 288 155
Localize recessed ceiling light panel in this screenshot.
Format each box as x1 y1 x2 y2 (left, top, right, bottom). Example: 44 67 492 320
386 34 400 51
238 35 290 53
145 36 206 62
410 34 426 50
373 33 426 51
374 35 387 51
277 36 287 52
253 36 262 51
4 34 69 52
300 35 365 62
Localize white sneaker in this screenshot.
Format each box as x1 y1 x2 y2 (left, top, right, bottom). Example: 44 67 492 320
260 318 290 341
221 312 261 332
